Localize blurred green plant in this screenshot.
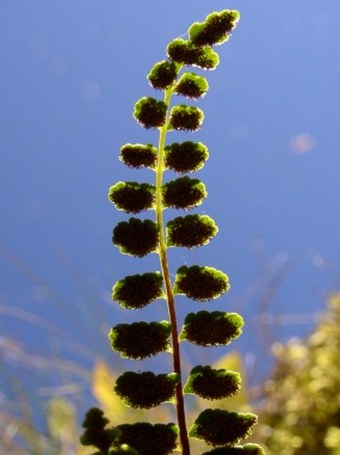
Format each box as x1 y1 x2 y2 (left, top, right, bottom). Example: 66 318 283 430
253 293 340 455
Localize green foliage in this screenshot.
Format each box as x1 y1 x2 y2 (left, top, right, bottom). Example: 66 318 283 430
180 311 244 346
108 182 155 213
119 143 157 169
174 265 230 301
112 272 163 309
162 176 207 210
80 407 120 453
190 409 258 446
168 104 204 131
108 321 171 359
115 423 179 455
114 371 179 409
189 10 239 47
167 38 220 70
147 60 179 90
133 97 167 128
184 365 241 400
82 8 263 455
164 141 209 173
174 72 209 99
254 293 340 455
166 214 218 249
112 218 159 257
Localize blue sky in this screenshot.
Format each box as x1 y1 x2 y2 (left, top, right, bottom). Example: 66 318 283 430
1 0 340 413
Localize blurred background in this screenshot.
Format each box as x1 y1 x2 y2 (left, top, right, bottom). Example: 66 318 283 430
1 1 339 453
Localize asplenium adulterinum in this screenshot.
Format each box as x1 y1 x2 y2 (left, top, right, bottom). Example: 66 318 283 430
81 10 264 455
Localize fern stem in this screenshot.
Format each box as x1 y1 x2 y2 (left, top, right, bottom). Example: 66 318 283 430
155 88 190 455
